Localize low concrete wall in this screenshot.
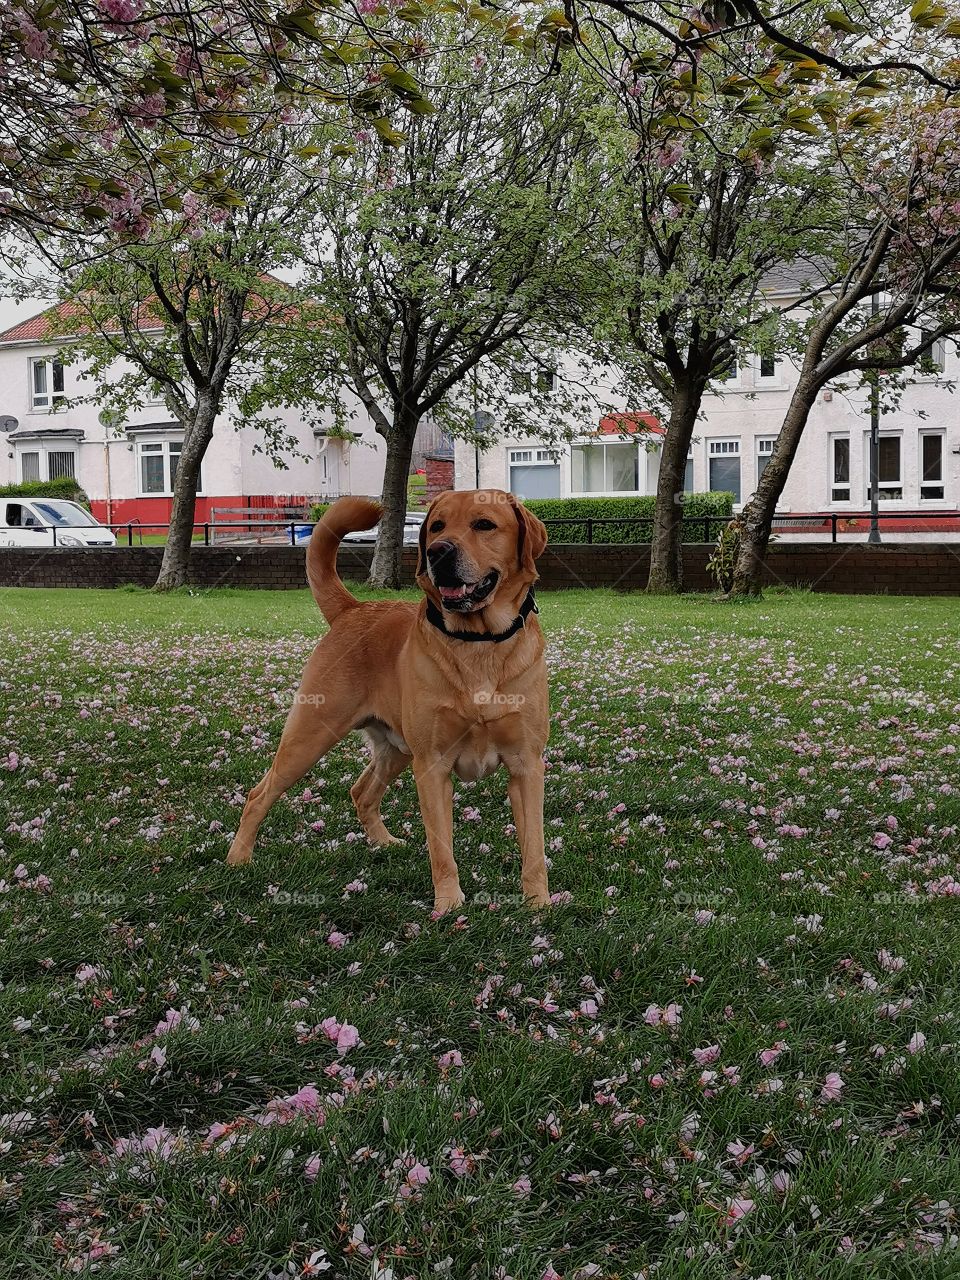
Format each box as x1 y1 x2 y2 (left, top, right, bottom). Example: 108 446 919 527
0 542 958 594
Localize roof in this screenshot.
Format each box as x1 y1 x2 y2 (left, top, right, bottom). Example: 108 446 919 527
598 411 663 436
0 299 161 346
0 274 290 346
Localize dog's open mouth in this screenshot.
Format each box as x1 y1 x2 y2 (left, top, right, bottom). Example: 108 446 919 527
436 570 499 612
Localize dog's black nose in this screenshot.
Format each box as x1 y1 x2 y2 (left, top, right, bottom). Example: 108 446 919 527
426 540 457 563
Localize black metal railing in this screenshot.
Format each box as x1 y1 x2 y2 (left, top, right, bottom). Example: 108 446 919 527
23 510 960 548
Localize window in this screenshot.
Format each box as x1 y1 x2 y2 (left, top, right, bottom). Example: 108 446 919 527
31 358 65 411
918 332 946 375
684 447 694 493
536 367 557 394
510 372 531 395
508 447 559 499
920 432 945 500
714 349 739 384
144 382 167 407
571 442 639 494
756 345 780 384
757 437 776 484
19 452 41 483
867 434 902 501
831 436 850 502
47 451 76 480
138 439 201 496
708 439 741 503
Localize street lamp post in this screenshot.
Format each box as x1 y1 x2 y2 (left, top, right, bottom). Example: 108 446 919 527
867 292 882 545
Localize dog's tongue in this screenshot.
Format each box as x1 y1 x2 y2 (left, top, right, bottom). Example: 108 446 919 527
439 584 470 600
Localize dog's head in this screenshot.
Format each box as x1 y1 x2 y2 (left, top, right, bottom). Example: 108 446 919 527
416 489 548 617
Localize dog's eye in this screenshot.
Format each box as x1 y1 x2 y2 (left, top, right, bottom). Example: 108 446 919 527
429 520 445 534
472 519 497 531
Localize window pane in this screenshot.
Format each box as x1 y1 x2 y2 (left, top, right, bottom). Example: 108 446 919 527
759 349 776 378
21 452 40 482
606 443 638 492
922 434 943 482
709 456 741 503
833 438 850 484
52 361 64 394
684 456 693 492
757 454 770 482
878 437 900 483
48 451 75 480
511 372 531 395
141 453 165 493
572 445 605 492
32 361 47 396
509 464 560 499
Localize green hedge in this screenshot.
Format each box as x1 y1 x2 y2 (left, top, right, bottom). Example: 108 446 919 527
308 503 331 522
0 477 90 506
523 493 734 544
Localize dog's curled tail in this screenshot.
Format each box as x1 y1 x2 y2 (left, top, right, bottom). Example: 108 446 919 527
306 496 382 624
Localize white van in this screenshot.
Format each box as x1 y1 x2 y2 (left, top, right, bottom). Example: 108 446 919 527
0 498 116 548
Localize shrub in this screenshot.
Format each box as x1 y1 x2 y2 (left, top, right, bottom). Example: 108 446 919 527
0 477 90 507
308 503 331 522
523 493 734 544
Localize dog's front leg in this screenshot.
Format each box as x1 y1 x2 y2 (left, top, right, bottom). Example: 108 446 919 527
506 758 550 909
412 758 464 914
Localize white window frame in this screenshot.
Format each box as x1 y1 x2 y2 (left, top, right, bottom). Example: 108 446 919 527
916 332 947 378
30 357 66 412
829 434 851 504
137 438 202 497
508 448 555 466
143 381 167 407
16 444 77 483
712 350 744 391
919 430 946 502
570 439 641 496
756 437 776 484
864 431 903 503
754 347 783 388
708 438 742 504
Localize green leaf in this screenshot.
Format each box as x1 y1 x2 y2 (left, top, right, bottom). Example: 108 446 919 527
372 116 407 146
665 182 694 206
824 9 863 32
910 0 946 25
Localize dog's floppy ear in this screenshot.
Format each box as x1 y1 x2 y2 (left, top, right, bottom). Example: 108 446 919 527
417 500 437 577
508 494 548 576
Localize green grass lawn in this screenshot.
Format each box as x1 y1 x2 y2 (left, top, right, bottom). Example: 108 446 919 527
2 586 960 1279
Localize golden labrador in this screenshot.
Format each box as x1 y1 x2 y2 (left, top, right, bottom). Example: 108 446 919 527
225 489 550 912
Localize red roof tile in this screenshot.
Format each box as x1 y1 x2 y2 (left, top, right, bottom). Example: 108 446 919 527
598 411 663 436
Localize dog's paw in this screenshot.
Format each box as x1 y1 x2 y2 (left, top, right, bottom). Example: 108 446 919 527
432 888 466 915
524 888 551 909
225 847 251 867
369 832 405 848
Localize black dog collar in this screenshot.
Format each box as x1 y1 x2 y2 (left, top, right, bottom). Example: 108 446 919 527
425 589 538 643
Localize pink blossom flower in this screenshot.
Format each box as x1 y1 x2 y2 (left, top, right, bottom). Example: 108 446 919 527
304 1154 322 1181
724 1197 755 1225
406 1161 431 1187
821 1071 845 1101
759 1041 787 1067
437 1050 463 1069
692 1044 720 1066
448 1147 477 1177
907 1031 927 1054
327 931 349 949
512 1174 532 1198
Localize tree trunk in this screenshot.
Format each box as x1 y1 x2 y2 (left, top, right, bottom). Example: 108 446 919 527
153 395 218 591
369 412 419 589
647 386 702 594
727 379 817 598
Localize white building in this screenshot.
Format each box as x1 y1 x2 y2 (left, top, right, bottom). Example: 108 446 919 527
456 340 959 523
0 302 389 529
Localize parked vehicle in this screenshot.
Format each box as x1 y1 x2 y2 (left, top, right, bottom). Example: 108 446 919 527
0 498 117 547
341 511 425 546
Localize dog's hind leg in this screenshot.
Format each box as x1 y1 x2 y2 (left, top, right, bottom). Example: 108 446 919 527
226 695 354 867
351 730 410 846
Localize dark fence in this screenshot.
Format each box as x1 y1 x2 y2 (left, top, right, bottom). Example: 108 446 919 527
2 541 960 595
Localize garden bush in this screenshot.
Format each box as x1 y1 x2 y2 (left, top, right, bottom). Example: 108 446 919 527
0 476 90 506
523 493 734 544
